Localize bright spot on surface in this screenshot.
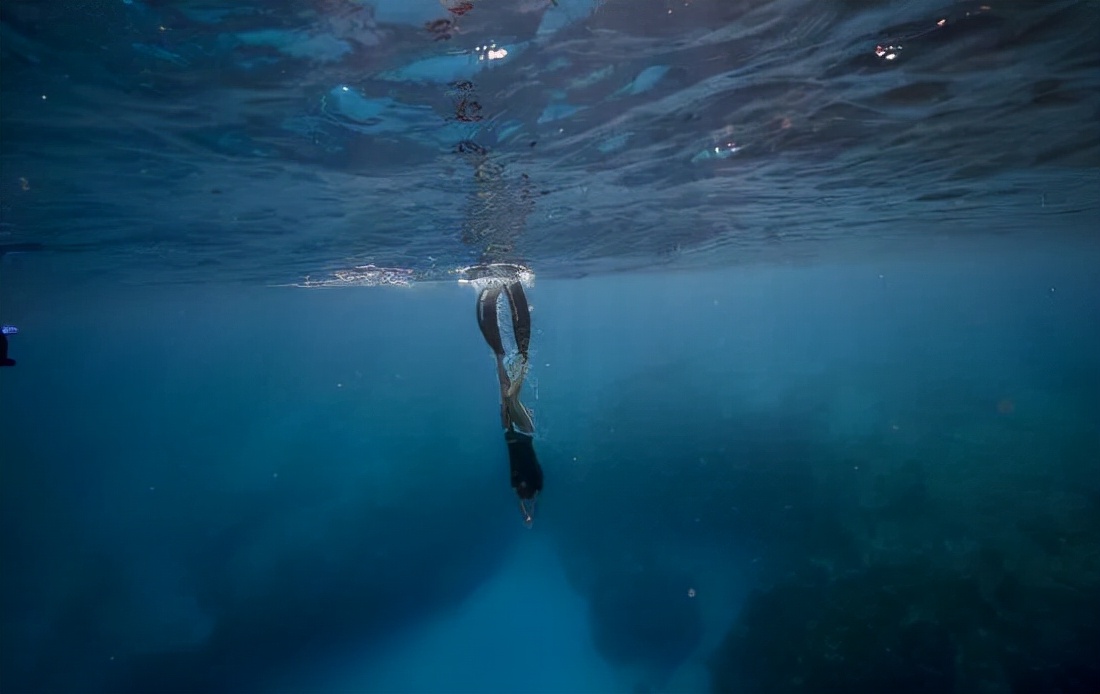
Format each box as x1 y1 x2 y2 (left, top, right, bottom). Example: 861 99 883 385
41 95 47 100
341 86 349 91
475 43 508 61
874 44 902 60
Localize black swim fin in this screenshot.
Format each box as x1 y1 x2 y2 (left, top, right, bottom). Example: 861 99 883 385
476 285 506 356
503 281 531 360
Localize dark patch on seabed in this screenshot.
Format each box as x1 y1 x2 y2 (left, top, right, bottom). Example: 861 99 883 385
713 562 1100 693
546 345 1100 693
705 384 1100 693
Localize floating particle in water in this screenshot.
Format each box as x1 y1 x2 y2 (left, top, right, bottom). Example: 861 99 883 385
687 588 696 598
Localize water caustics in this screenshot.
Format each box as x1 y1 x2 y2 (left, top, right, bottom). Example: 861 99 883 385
0 0 1095 284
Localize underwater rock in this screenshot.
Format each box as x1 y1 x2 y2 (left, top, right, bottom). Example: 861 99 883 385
587 560 703 675
709 558 1100 694
105 478 512 693
548 362 864 688
709 566 971 694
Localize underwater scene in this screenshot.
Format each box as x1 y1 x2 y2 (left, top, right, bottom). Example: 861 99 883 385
1 1 1098 692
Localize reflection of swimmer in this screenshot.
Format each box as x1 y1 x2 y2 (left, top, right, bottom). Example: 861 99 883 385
476 279 543 523
1 329 16 367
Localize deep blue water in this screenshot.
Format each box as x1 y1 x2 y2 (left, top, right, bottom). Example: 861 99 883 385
1 1 1099 693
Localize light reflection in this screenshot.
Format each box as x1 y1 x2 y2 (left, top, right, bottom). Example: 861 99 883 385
691 140 742 163
456 263 534 290
475 42 508 61
292 265 414 288
875 5 999 62
874 43 902 61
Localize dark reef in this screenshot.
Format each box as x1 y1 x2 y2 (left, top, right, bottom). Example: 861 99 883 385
550 359 1100 693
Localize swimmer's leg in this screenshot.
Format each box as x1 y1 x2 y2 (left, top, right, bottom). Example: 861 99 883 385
504 395 534 434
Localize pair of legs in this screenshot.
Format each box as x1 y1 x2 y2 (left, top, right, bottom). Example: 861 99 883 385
476 280 543 524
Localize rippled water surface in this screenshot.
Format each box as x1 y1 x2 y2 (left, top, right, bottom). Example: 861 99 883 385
2 0 1097 282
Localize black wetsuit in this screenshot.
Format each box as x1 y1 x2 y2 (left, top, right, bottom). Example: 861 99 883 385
0 333 15 367
506 427 543 500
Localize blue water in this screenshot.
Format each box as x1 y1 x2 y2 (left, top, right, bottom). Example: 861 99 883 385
2 1 1099 693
